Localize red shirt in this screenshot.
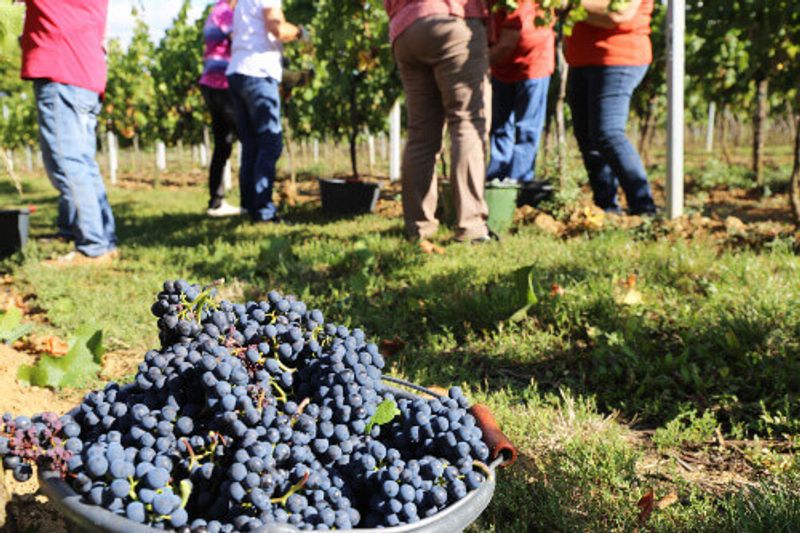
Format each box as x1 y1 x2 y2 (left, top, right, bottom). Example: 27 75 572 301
21 0 109 94
490 1 555 83
384 0 488 42
565 0 653 67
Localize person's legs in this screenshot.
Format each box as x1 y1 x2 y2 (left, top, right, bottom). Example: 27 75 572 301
509 76 550 183
567 67 620 211
34 81 115 257
243 77 282 222
394 22 446 240
433 17 490 241
81 99 116 249
486 77 515 181
35 82 74 240
202 86 235 209
590 65 656 214
227 74 257 213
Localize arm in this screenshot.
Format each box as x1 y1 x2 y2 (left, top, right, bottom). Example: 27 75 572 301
263 7 300 43
489 28 521 66
581 0 642 29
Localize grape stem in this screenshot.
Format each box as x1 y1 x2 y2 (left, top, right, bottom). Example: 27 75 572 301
270 471 309 506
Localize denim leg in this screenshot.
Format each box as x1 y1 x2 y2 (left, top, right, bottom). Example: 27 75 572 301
487 78 515 181
567 68 620 211
227 74 281 221
509 76 550 183
82 103 117 248
34 81 115 256
36 84 75 239
589 65 656 214
227 75 257 212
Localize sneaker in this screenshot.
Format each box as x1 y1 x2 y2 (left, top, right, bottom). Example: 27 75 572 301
43 249 119 267
207 201 243 218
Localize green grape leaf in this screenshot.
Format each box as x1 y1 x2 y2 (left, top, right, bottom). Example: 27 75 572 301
17 324 104 389
0 306 32 344
365 399 400 435
510 267 539 322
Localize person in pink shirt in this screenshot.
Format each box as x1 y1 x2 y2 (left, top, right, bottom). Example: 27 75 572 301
21 0 117 265
200 0 240 218
384 0 494 246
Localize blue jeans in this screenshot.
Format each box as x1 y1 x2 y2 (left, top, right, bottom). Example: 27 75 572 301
567 65 656 214
34 80 116 256
487 76 550 183
226 73 283 221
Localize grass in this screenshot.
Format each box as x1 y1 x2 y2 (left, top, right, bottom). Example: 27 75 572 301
1 144 800 531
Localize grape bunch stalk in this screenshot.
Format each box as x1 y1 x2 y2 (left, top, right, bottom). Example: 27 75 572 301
0 280 495 532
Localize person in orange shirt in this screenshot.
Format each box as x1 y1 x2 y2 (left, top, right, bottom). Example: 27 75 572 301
566 0 657 215
488 1 554 191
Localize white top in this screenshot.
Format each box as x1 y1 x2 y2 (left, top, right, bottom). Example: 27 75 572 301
226 0 283 81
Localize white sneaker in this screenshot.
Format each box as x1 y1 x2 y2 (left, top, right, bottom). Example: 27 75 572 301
207 201 243 218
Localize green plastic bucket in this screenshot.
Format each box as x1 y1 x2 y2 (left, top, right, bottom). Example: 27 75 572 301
439 180 520 234
484 181 520 235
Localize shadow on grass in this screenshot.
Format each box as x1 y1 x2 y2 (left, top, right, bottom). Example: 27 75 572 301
106 202 800 432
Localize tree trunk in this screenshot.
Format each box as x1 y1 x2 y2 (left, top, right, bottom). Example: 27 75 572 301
753 77 769 187
787 100 797 143
720 105 733 165
554 22 568 189
282 123 298 206
791 97 800 224
638 95 658 167
349 78 360 179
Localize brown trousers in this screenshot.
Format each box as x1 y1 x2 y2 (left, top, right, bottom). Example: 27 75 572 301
394 16 490 241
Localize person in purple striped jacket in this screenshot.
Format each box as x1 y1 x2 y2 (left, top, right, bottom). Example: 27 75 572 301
200 0 241 217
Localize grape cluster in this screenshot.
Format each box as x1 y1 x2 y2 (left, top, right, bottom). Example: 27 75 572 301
0 281 492 531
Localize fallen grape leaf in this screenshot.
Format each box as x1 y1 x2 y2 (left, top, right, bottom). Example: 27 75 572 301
656 492 679 510
637 488 655 525
620 288 644 306
0 305 32 344
44 335 70 356
17 324 104 389
365 399 400 435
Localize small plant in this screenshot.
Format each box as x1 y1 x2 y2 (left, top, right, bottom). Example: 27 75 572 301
653 409 719 450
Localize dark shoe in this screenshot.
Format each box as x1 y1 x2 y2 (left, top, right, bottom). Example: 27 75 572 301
629 206 661 217
252 214 293 226
471 230 501 244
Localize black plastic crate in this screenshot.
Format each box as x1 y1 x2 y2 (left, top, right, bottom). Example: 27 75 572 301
0 209 30 259
318 178 381 215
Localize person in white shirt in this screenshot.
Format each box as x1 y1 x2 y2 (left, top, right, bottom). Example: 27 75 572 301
226 0 302 223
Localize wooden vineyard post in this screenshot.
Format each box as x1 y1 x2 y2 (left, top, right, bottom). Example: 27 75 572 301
390 100 401 182
706 102 716 153
155 140 167 188
107 131 118 186
25 146 33 172
368 133 376 176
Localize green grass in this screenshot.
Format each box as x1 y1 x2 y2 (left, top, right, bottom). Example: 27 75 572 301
2 154 800 531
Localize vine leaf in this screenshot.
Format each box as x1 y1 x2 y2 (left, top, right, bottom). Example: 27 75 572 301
17 324 104 389
365 399 400 435
0 305 31 344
